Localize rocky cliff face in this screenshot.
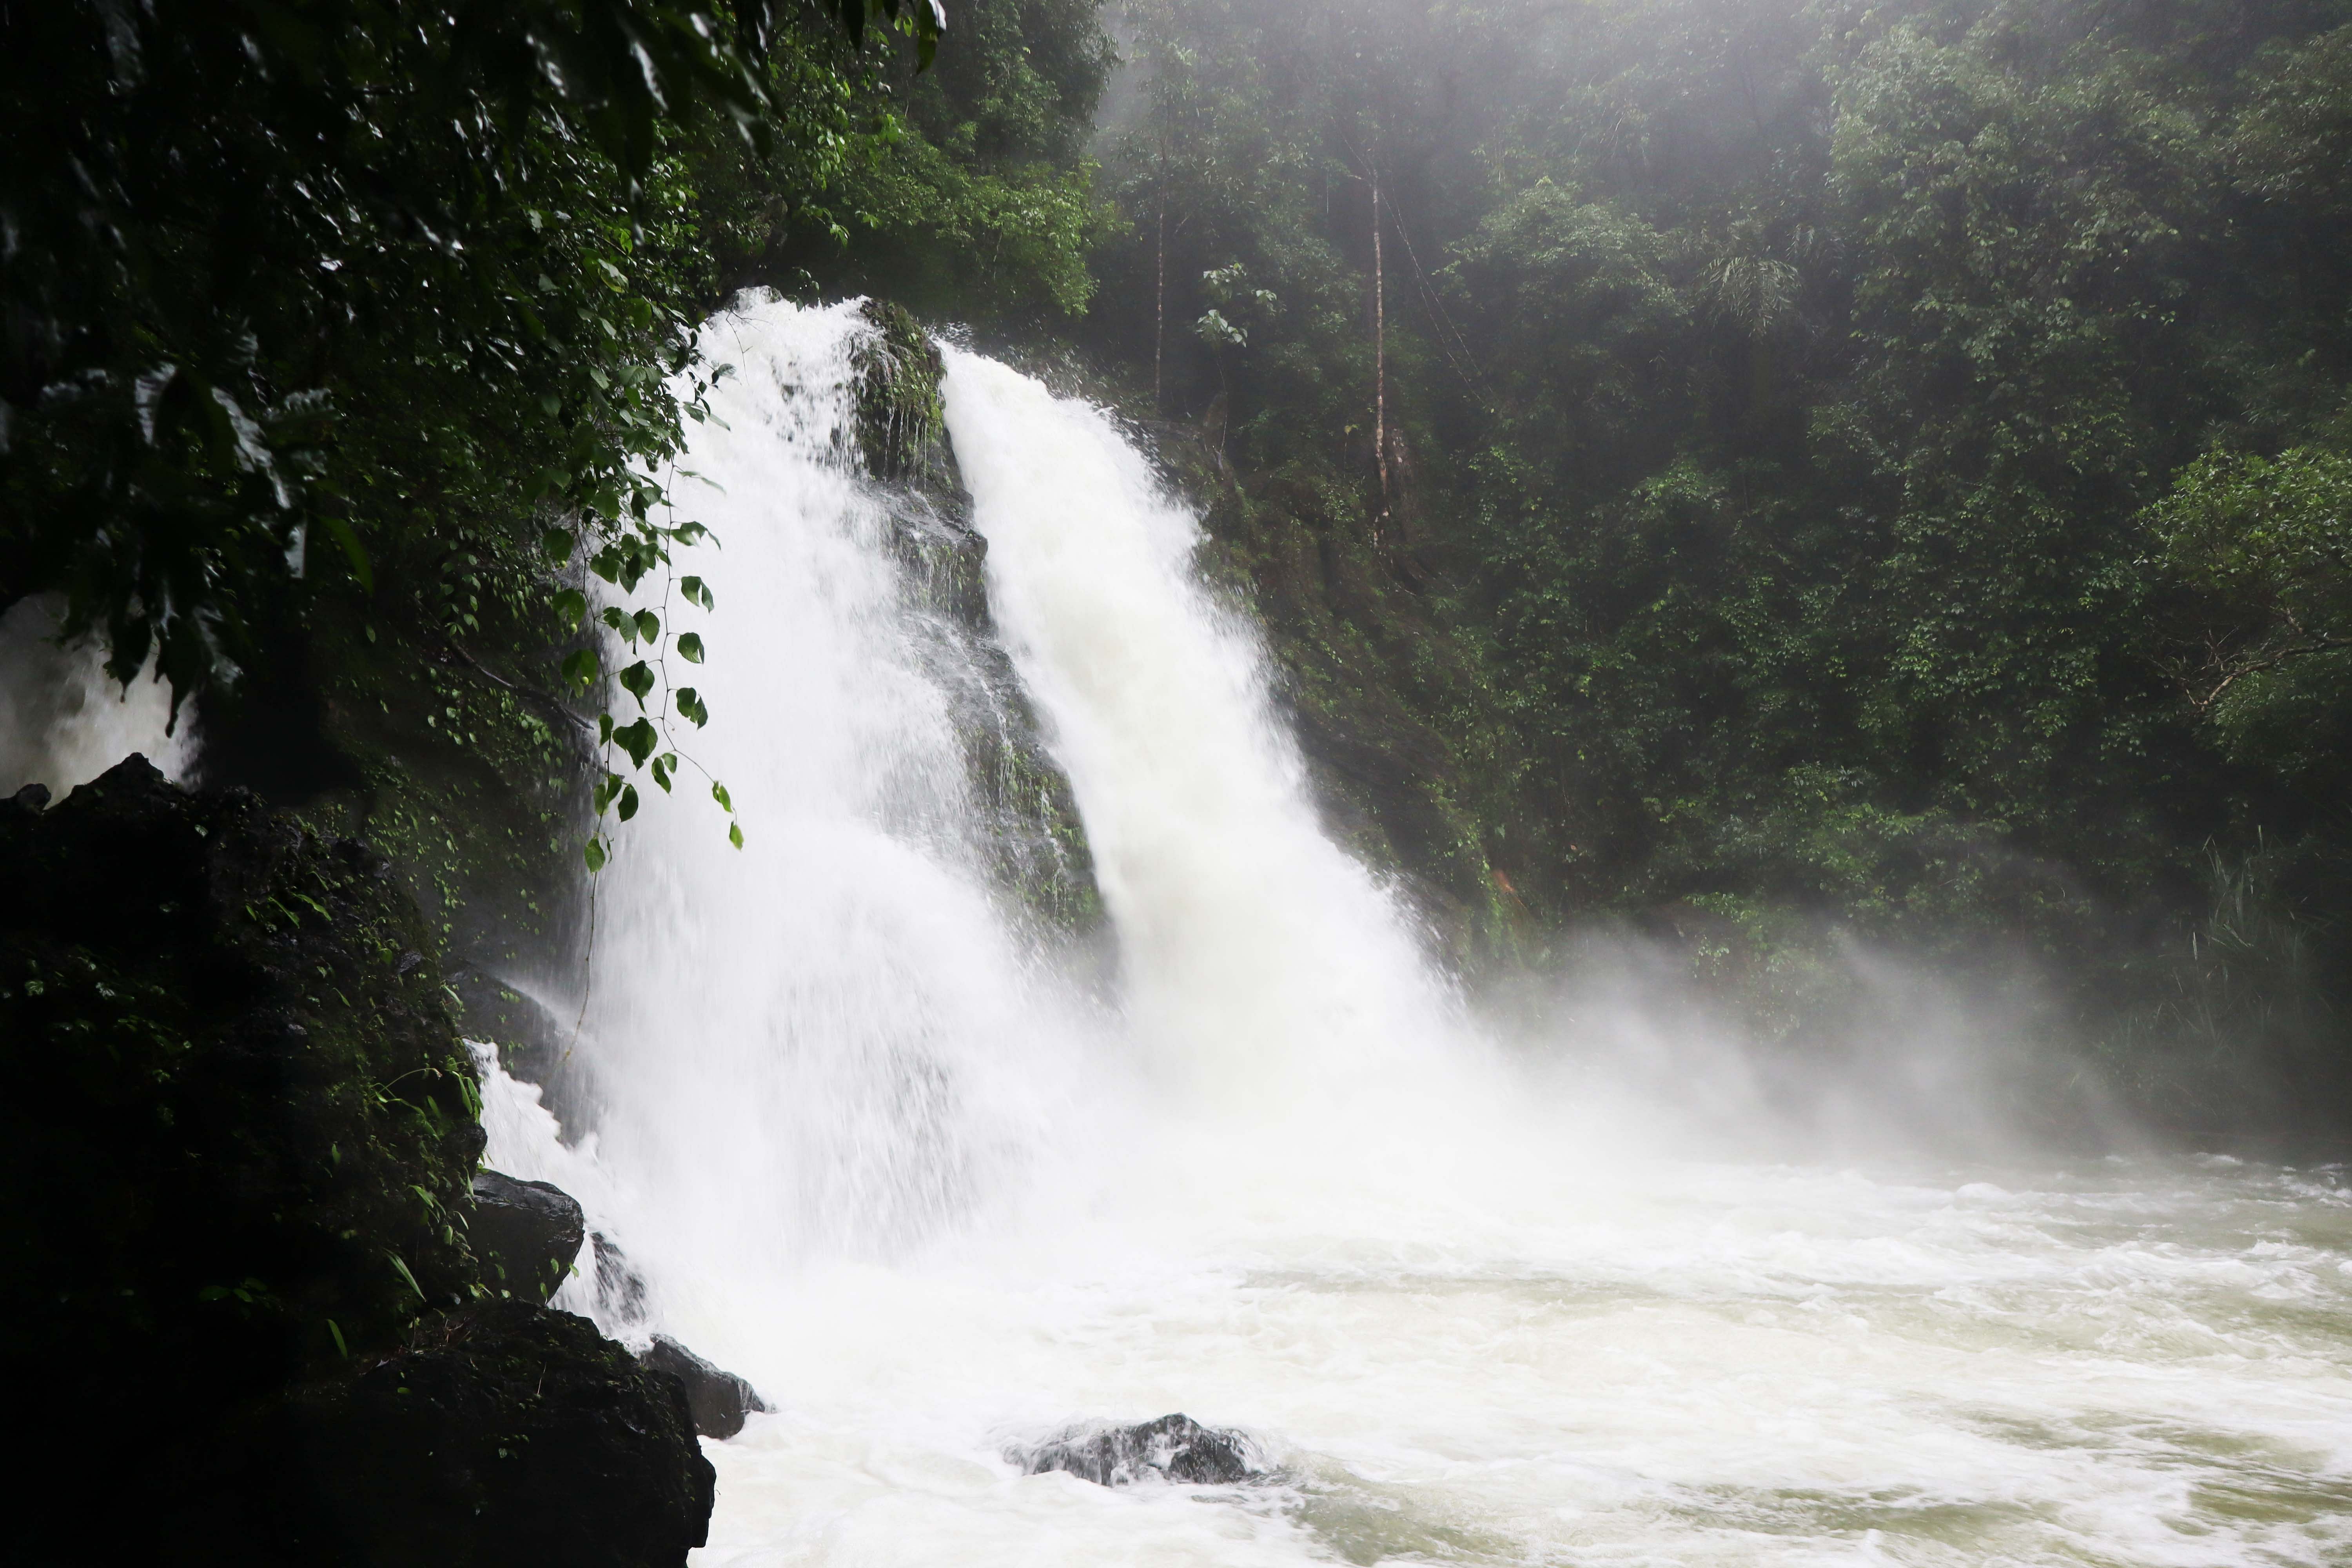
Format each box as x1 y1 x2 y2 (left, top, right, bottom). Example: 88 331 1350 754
857 298 1105 936
0 759 711 1567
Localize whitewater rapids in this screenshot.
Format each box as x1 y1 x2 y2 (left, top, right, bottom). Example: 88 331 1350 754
472 296 2352 1566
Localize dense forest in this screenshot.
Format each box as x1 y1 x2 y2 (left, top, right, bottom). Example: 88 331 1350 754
7 0 2352 1139
1077 0 2352 1138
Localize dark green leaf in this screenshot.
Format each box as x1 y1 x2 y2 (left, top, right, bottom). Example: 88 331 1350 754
323 518 374 592
614 717 659 768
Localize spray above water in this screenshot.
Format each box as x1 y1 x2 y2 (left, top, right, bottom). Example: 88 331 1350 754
0 595 197 798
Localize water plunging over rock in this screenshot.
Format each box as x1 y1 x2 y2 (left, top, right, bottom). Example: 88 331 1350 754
1012 1414 1266 1487
486 298 2352 1568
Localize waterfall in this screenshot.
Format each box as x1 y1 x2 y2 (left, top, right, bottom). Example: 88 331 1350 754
552 298 1513 1337
557 298 1103 1370
940 353 1465 1108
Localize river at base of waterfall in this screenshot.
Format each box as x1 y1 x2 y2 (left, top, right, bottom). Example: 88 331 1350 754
480 1018 2352 1568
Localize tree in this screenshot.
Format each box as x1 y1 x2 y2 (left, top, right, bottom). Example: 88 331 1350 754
0 0 936 720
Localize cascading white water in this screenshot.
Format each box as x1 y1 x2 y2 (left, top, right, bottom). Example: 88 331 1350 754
0 595 198 797
550 299 1102 1349
498 298 2352 1568
940 352 1463 1106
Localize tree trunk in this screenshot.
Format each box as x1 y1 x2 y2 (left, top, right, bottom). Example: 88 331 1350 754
1155 186 1168 412
1372 174 1390 547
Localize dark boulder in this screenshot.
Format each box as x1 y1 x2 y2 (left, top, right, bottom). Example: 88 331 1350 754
0 759 715 1566
1013 1413 1264 1486
470 1169 584 1301
0 757 486 1561
641 1334 771 1439
287 1301 714 1567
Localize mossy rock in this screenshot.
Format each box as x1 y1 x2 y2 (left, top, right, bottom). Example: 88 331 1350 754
0 758 483 1375
281 1300 714 1568
852 296 1104 935
853 297 954 490
0 756 488 1557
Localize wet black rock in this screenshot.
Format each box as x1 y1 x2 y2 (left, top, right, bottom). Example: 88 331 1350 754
0 758 714 1566
1013 1413 1264 1486
590 1229 652 1326
470 1169 584 1301
641 1334 772 1439
288 1300 715 1568
1 756 486 1560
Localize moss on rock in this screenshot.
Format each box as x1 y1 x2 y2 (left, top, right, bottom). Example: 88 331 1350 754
284 1300 714 1568
0 760 712 1566
853 297 954 489
853 297 1105 935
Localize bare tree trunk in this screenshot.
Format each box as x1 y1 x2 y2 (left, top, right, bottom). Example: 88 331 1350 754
1372 173 1390 547
1154 184 1168 412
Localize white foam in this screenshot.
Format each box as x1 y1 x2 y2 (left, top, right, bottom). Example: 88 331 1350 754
0 595 198 796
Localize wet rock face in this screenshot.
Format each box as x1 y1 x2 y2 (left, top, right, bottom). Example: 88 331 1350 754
469 1170 584 1302
290 1301 715 1568
852 298 953 491
1013 1414 1265 1487
0 759 715 1566
0 757 483 1504
641 1334 772 1439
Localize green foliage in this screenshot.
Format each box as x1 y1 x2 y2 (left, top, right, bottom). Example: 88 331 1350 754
728 0 1117 319
1094 0 2352 1108
2149 447 2352 699
0 0 953 870
2147 447 2352 806
0 761 485 1422
2229 22 2352 219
